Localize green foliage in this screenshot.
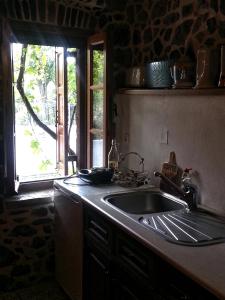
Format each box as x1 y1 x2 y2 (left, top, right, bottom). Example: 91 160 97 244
32 105 40 113
67 57 77 105
24 129 32 136
93 90 103 129
93 50 104 85
39 159 52 171
26 45 55 84
92 50 104 130
30 139 41 154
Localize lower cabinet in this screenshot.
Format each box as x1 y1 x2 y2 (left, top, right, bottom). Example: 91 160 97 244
83 204 218 300
84 245 110 300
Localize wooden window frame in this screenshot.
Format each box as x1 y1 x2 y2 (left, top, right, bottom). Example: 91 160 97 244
87 32 109 168
1 19 89 195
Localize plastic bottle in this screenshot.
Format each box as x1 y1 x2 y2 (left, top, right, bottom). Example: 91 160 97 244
108 139 119 171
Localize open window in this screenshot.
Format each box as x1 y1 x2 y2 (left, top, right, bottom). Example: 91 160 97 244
2 20 86 194
12 44 80 182
87 33 109 168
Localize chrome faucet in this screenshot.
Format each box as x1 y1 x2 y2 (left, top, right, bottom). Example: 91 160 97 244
119 152 145 172
154 171 197 210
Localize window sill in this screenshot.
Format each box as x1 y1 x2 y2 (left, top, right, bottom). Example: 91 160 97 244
18 179 54 193
5 188 54 209
5 179 56 209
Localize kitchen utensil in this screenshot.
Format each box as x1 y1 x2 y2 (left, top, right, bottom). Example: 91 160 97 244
145 60 174 88
195 48 215 88
126 67 145 87
161 151 178 180
170 56 195 88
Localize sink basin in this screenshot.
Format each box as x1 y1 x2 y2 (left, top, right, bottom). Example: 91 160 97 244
103 190 225 246
103 190 187 214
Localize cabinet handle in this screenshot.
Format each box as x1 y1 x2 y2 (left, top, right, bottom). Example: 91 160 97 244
120 244 148 275
168 284 191 300
71 198 81 205
90 253 108 274
89 220 108 242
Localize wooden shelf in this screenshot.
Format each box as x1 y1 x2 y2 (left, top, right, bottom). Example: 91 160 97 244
118 88 225 96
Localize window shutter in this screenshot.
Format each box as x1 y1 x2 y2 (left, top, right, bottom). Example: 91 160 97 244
56 47 68 175
1 19 17 194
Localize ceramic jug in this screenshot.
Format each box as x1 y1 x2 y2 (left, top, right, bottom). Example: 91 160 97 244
170 56 195 88
195 48 215 88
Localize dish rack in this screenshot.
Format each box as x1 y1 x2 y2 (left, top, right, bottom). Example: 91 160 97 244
113 152 150 187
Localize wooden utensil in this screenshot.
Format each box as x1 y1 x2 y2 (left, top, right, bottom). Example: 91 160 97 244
161 151 178 180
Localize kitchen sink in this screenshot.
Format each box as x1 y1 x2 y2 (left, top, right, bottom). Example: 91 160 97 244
103 190 187 214
103 189 225 246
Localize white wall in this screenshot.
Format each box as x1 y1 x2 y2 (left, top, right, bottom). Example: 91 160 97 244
116 92 225 214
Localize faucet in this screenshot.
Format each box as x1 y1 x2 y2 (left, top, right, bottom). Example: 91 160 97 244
119 152 145 173
154 171 197 210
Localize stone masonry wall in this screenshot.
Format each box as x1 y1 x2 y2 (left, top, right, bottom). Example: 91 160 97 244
0 198 54 292
95 0 225 87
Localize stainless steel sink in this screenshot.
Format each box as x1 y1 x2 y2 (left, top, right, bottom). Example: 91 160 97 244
103 190 187 214
103 190 225 246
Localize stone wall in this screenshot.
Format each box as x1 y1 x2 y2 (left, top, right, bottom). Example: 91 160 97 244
96 0 225 87
0 197 54 291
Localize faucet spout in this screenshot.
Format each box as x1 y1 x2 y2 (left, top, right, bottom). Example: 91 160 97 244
154 171 196 210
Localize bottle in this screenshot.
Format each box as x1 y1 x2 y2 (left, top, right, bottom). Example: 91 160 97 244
108 139 119 171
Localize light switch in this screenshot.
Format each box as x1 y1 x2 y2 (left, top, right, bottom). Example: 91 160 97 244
160 128 168 144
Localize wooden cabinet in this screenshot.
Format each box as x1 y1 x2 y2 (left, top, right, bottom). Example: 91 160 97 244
83 204 218 300
54 186 83 300
84 245 110 300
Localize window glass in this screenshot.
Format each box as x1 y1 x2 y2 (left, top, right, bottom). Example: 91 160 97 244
93 48 104 86
12 43 78 181
13 43 58 182
93 90 103 130
92 133 103 167
87 34 107 169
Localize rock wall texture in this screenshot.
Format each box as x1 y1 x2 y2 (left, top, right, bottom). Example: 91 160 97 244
0 198 54 291
95 0 225 86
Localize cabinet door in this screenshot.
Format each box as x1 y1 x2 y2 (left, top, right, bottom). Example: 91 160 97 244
110 275 155 300
54 187 83 300
111 280 142 300
84 246 110 300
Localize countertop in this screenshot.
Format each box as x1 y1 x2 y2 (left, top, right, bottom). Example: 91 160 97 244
54 178 225 300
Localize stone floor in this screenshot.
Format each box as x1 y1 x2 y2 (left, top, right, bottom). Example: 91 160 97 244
0 279 70 300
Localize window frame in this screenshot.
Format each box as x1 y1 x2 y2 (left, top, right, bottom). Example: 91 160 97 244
87 32 109 168
1 20 89 195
